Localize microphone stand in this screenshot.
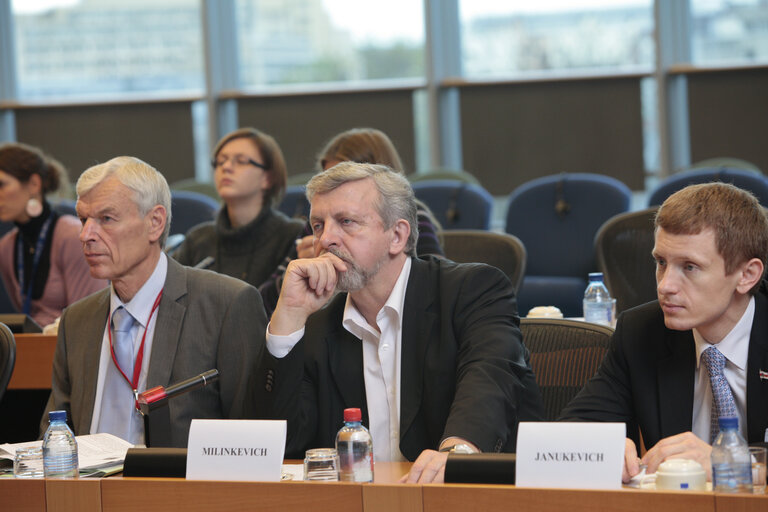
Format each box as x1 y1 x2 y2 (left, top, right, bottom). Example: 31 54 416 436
137 369 220 447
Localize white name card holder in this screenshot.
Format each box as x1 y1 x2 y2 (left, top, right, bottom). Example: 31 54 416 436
515 422 625 489
186 419 286 481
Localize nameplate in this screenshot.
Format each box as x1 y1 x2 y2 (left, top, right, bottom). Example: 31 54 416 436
186 419 286 481
515 422 624 489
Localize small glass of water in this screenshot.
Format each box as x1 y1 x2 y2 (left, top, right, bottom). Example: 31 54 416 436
750 446 767 494
14 447 44 479
304 448 339 481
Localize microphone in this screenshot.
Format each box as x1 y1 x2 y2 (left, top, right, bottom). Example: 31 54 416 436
138 369 220 408
137 369 219 448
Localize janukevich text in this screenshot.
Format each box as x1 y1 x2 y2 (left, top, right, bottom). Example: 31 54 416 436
534 452 604 462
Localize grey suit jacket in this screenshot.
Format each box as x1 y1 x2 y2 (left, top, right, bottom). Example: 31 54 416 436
41 256 266 447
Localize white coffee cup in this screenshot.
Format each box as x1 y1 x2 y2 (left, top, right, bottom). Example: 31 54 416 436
650 459 707 491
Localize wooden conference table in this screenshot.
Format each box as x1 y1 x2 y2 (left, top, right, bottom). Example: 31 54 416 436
2 461 767 512
6 336 768 511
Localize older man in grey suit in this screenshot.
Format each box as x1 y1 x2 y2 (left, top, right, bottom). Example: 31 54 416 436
40 156 265 447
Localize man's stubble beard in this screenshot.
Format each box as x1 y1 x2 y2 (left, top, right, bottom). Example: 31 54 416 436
328 247 385 292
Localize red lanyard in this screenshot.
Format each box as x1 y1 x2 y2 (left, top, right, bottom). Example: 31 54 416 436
108 289 163 408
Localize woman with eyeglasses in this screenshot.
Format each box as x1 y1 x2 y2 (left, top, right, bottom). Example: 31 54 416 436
0 142 107 327
173 127 304 290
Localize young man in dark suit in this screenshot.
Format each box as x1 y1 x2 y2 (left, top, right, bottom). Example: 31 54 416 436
561 182 768 482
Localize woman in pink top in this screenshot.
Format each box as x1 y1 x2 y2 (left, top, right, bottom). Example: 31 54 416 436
0 143 106 327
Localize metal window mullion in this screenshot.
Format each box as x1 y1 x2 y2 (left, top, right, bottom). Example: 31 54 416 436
424 0 462 172
0 0 18 142
655 0 692 178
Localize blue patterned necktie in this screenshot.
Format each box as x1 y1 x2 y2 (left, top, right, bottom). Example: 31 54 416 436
701 345 737 443
97 306 140 442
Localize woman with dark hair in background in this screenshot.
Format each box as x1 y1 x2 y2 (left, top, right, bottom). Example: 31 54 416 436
0 143 106 327
258 127 444 314
173 127 304 289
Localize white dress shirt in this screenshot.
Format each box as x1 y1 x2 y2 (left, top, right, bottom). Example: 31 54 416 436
90 252 168 445
267 257 412 462
692 295 753 442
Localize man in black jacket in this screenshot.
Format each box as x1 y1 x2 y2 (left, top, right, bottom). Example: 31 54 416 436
257 162 543 483
561 182 768 482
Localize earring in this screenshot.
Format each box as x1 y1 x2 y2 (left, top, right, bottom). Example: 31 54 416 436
26 197 43 218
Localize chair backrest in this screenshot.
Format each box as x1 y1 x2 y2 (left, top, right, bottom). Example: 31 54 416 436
277 185 310 220
595 207 658 314
411 180 494 230
286 171 317 186
521 318 613 421
408 169 481 185
648 167 768 207
170 178 220 201
688 157 761 173
441 230 527 293
169 190 220 236
0 321 16 404
51 198 77 217
506 173 632 278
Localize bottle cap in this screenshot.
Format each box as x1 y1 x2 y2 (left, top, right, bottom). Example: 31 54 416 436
344 408 362 422
718 416 738 430
49 410 67 422
588 272 604 281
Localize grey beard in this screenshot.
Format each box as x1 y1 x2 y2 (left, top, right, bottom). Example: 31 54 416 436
329 247 382 292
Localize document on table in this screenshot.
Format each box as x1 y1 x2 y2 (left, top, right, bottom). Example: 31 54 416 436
0 432 133 477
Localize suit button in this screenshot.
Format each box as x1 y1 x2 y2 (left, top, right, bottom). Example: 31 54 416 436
265 383 273 392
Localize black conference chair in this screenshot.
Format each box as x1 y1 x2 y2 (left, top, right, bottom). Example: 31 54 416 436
277 185 310 220
441 230 527 294
520 318 613 421
411 180 494 230
0 321 16 404
506 173 632 317
648 167 768 207
595 207 658 314
169 190 220 237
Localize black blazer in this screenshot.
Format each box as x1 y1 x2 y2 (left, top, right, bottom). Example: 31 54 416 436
257 257 544 460
560 285 768 450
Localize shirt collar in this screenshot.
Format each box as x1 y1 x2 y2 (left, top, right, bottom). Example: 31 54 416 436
110 252 168 327
342 257 412 341
694 295 754 371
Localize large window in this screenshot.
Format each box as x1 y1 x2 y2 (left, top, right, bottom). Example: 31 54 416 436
691 0 768 65
235 0 425 88
460 0 654 78
12 0 204 100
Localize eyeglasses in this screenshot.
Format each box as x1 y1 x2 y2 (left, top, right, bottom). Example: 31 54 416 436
211 154 267 170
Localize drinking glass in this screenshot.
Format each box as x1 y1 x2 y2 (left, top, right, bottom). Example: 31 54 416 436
14 447 44 479
750 446 767 494
304 448 339 481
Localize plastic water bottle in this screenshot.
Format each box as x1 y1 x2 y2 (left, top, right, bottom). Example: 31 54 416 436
42 410 79 479
335 407 373 482
583 272 613 326
711 416 752 493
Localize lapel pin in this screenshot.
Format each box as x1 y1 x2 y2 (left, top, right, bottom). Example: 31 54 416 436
759 370 768 381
